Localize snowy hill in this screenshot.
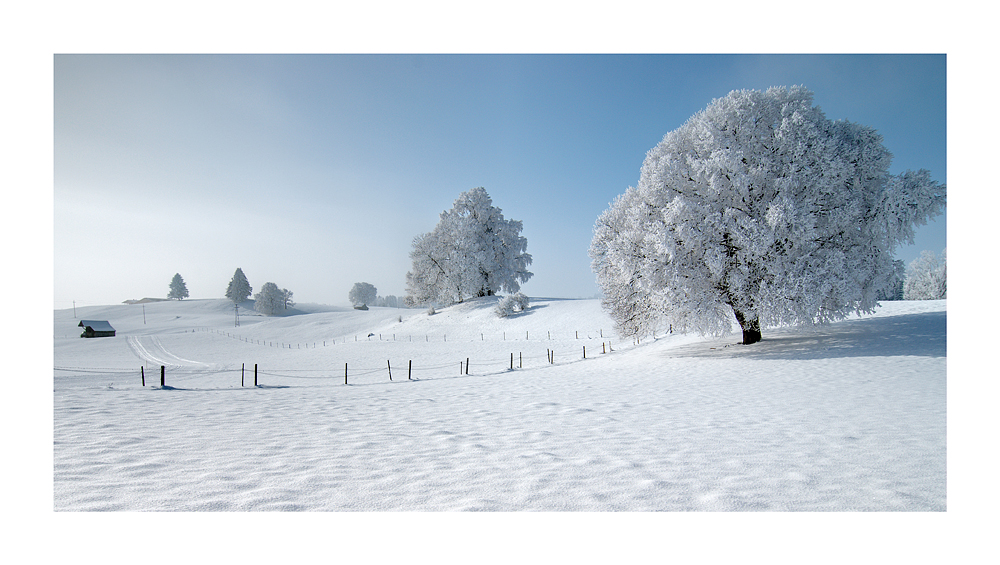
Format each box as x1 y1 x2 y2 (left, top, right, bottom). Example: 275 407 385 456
53 297 946 511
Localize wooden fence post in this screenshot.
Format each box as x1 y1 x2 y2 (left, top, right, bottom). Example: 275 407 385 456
160 365 165 387
345 363 348 385
242 363 245 387
388 360 392 381
254 363 258 386
510 353 513 369
466 358 469 375
408 360 412 380
583 346 586 359
141 366 145 387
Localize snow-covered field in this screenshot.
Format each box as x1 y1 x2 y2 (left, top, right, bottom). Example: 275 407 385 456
53 297 946 513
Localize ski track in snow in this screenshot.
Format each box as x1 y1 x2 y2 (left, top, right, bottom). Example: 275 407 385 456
127 335 211 368
54 298 946 511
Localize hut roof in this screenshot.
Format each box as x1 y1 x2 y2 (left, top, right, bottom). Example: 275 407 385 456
78 320 115 332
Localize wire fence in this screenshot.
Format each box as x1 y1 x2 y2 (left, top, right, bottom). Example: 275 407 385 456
53 339 623 388
197 326 622 349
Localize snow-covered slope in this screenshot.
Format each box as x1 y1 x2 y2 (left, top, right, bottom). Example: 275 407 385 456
53 298 946 511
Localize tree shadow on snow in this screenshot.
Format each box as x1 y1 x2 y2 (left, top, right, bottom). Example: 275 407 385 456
664 311 946 361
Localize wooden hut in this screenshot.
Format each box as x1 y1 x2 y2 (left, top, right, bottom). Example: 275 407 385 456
79 320 116 338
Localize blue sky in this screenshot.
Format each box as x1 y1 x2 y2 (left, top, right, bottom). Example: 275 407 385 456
54 54 946 307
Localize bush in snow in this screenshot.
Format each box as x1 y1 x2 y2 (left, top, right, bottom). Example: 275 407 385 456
427 306 436 316
903 249 946 300
495 295 516 317
495 292 529 318
349 282 377 308
225 268 252 304
590 86 945 344
405 187 532 307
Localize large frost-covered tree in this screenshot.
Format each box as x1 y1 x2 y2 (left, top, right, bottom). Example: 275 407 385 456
903 249 946 300
225 268 252 304
405 187 532 307
168 273 189 300
253 282 285 316
590 86 945 344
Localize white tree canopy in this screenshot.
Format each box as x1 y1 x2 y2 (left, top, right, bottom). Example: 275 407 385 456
349 282 377 307
590 86 945 343
225 268 252 304
254 282 284 316
903 249 946 300
406 187 532 307
168 273 189 300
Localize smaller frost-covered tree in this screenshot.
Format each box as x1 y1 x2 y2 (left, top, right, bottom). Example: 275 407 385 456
903 249 946 300
405 187 532 307
349 282 377 307
168 273 189 300
254 282 284 316
281 288 294 310
225 268 252 304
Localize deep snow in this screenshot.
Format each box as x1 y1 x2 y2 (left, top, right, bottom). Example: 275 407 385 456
53 297 945 512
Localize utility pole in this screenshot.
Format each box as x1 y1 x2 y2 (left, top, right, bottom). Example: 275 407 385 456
73 300 76 318
235 303 240 327
142 304 146 324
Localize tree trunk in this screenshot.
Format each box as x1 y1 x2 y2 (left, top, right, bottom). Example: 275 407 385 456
733 309 762 345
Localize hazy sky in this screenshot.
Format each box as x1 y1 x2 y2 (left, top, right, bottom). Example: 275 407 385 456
54 54 946 308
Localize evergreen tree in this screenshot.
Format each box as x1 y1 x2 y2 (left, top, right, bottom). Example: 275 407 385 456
225 268 252 304
168 273 189 300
